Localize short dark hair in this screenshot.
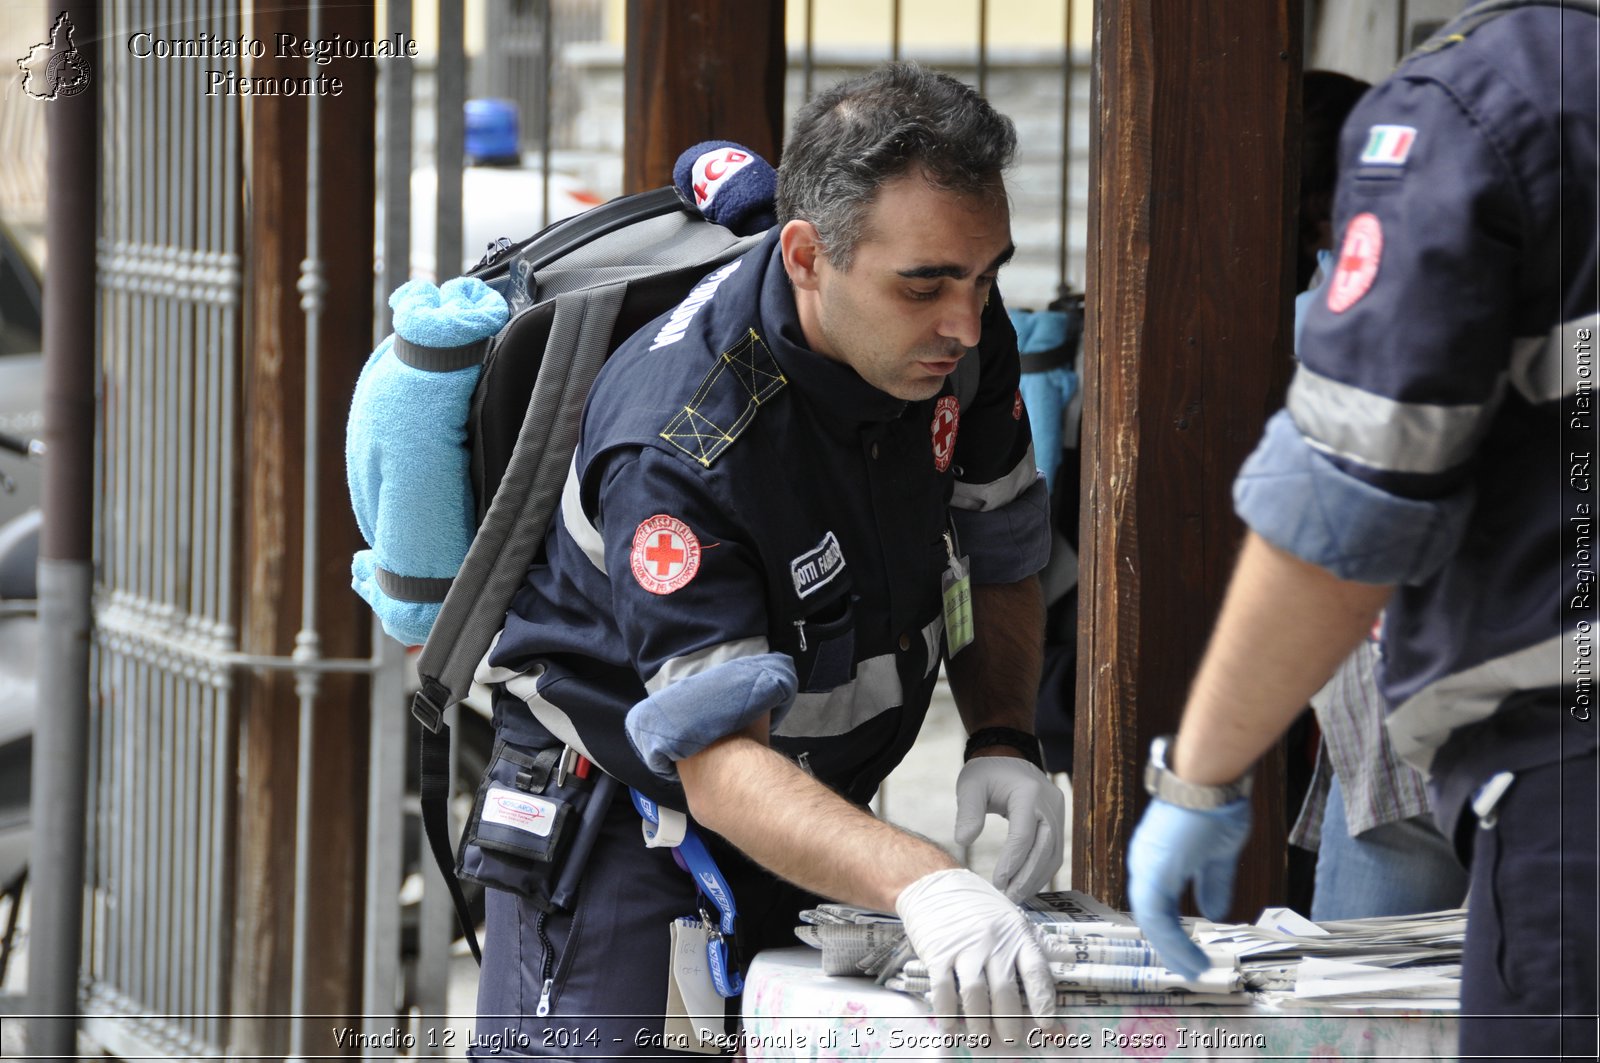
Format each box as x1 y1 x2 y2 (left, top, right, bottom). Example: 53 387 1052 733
776 62 1017 271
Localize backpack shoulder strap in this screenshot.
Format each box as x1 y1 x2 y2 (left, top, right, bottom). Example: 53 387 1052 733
413 280 631 723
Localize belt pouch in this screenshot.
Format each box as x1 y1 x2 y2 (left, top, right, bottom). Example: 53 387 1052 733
457 737 590 910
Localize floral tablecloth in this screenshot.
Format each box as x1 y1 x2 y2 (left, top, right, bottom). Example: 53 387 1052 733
741 948 1458 1061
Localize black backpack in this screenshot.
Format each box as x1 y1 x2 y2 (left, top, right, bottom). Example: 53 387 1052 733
387 188 768 961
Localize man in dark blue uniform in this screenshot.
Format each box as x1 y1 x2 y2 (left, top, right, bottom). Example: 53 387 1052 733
1126 4 1597 1060
471 64 1070 1055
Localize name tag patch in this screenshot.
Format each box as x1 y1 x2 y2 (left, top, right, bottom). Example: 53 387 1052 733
790 530 846 599
482 785 559 838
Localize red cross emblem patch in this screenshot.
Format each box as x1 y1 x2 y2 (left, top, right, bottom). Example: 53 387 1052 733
1327 212 1383 314
630 515 701 595
1012 389 1024 420
931 395 960 472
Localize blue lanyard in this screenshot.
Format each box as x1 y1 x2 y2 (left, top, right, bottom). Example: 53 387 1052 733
630 789 745 998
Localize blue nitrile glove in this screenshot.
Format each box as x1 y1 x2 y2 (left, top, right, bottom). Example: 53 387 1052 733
1126 796 1252 980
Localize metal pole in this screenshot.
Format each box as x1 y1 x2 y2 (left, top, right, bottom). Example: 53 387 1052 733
436 0 466 277
29 0 99 1056
1059 0 1074 293
289 2 328 1059
803 0 815 102
418 3 469 1036
976 0 989 97
363 0 414 1046
540 0 554 229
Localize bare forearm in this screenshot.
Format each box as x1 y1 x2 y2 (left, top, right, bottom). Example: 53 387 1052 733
946 576 1045 739
678 728 957 912
1171 532 1393 785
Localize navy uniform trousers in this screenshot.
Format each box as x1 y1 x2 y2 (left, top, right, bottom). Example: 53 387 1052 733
471 792 819 1059
1458 742 1598 1061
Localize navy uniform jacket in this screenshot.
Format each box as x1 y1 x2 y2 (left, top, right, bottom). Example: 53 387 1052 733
480 229 1049 809
1234 4 1599 838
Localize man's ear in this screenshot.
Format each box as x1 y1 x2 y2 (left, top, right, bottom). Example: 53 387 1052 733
780 219 825 291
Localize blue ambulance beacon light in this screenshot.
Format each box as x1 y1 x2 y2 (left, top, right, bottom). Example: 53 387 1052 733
465 98 520 166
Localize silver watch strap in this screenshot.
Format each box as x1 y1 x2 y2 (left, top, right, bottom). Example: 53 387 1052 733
1143 735 1252 810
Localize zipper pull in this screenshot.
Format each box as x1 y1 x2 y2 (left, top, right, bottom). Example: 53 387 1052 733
794 618 808 652
536 977 554 1017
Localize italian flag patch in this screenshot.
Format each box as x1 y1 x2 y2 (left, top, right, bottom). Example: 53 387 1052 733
1358 124 1416 166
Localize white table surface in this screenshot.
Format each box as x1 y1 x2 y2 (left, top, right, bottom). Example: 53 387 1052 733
740 947 1459 1061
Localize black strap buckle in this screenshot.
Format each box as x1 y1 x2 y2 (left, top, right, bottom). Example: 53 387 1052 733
410 677 450 734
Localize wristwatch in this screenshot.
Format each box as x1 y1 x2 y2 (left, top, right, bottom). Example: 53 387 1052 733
1142 735 1252 810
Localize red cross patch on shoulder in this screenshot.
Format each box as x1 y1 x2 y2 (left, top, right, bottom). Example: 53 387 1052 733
630 515 701 595
1327 213 1383 313
1012 389 1024 420
931 395 961 472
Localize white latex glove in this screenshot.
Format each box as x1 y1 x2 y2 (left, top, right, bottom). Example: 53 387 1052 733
894 867 1069 1044
954 755 1066 901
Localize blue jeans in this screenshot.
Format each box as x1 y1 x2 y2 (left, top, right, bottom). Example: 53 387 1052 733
1309 775 1469 921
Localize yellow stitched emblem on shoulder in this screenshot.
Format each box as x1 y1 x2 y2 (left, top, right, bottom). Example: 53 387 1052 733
661 329 788 467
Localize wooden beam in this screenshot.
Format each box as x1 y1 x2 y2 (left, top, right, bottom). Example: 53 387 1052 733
1075 0 1302 917
234 2 376 1052
622 0 786 194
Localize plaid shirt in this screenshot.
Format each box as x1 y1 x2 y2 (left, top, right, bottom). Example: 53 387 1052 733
1290 637 1435 849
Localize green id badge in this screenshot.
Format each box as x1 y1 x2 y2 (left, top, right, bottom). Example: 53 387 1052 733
942 550 974 657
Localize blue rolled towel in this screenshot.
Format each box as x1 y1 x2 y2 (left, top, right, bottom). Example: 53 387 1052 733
1009 308 1081 494
347 276 510 645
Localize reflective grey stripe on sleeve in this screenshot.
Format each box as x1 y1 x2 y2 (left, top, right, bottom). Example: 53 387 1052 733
644 636 772 694
1386 632 1567 775
1287 365 1502 475
1509 313 1600 404
952 447 1041 512
1234 410 1474 585
775 652 903 739
560 457 606 572
951 474 1051 585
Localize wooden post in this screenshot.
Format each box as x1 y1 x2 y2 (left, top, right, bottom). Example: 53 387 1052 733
622 0 786 194
234 2 376 1052
1075 0 1302 917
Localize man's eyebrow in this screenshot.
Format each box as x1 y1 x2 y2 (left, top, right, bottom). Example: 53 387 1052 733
896 244 1016 281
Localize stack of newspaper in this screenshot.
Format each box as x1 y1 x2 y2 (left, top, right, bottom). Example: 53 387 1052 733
1198 906 1466 1010
794 891 1249 1007
794 892 1465 1010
